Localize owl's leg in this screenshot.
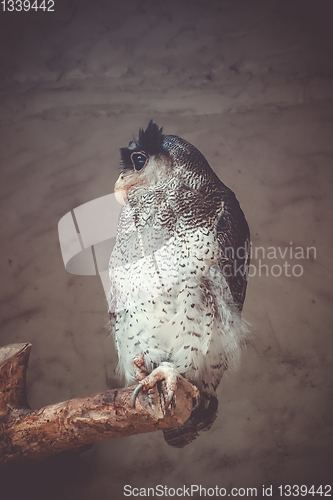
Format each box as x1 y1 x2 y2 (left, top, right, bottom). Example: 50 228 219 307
132 363 178 409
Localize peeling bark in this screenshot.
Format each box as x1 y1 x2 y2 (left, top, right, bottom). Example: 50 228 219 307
0 343 198 467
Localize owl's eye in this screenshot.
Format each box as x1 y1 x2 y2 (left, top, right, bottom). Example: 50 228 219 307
131 152 148 171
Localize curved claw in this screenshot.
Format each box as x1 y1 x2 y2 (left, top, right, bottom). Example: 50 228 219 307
132 383 143 408
165 390 174 408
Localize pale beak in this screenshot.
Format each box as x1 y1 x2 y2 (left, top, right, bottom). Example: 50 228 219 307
114 174 128 206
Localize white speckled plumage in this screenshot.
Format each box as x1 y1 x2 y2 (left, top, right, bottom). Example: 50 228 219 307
109 121 250 447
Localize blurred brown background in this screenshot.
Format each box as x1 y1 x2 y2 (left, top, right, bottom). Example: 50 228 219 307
0 1 332 498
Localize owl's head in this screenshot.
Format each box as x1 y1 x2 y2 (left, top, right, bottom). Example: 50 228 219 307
114 120 218 205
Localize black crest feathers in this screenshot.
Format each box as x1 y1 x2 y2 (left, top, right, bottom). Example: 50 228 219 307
138 120 165 156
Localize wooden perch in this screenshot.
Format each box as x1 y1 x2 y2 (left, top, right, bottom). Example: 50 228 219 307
0 343 199 468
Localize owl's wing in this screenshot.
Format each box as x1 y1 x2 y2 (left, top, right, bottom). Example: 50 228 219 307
216 194 250 311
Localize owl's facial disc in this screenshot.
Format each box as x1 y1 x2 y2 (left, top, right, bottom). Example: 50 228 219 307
114 170 147 205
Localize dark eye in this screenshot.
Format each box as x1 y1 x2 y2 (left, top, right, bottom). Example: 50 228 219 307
131 152 147 171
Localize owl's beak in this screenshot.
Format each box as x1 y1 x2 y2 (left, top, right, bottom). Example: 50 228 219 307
114 187 128 206
114 174 128 205
114 172 146 205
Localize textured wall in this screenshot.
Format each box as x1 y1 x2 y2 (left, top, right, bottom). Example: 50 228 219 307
0 1 332 498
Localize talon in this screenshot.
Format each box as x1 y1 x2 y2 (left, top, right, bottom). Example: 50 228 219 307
132 383 143 408
165 390 174 408
132 365 178 410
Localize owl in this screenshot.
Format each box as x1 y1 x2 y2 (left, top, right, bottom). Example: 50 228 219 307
108 121 250 447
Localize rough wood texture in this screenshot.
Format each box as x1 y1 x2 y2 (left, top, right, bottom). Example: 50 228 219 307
0 343 198 467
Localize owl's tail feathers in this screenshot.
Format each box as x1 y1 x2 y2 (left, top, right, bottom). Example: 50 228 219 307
162 394 218 448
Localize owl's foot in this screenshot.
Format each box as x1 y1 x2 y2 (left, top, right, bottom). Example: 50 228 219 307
133 355 148 381
132 365 178 409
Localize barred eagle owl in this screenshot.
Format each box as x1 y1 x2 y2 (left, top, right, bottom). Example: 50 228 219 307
109 121 250 448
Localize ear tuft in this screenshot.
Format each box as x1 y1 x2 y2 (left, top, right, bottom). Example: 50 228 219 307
137 120 165 156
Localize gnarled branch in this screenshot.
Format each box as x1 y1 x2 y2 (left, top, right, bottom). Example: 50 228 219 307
0 343 198 467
